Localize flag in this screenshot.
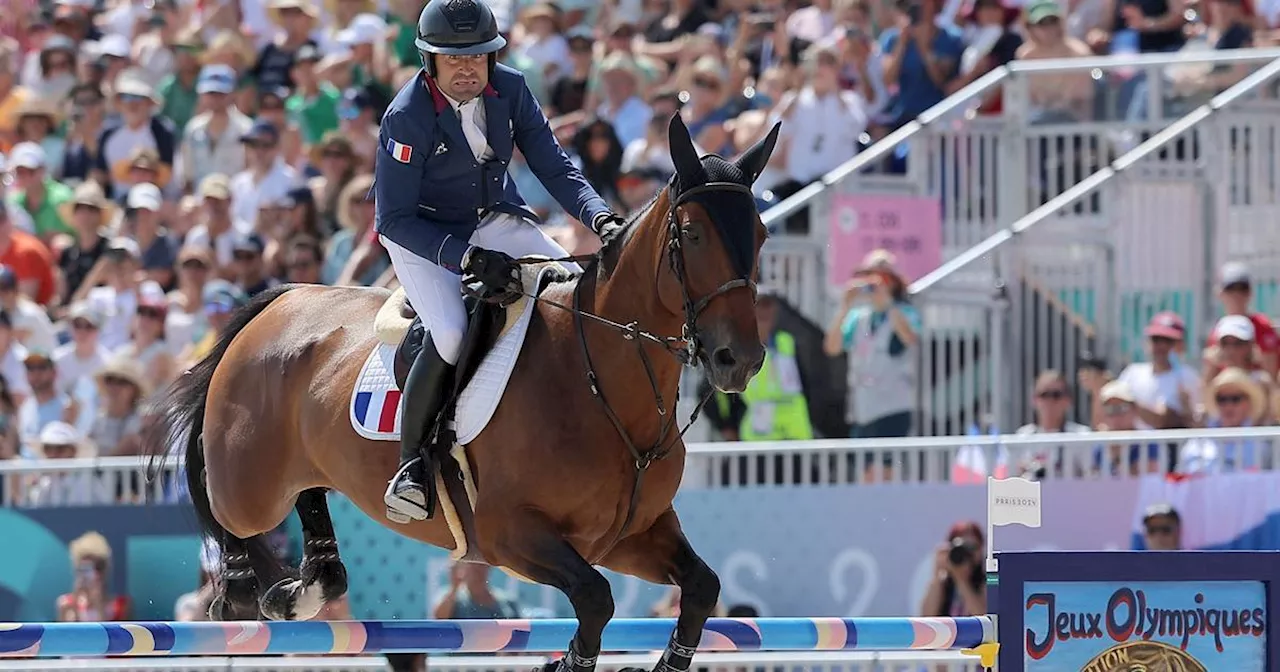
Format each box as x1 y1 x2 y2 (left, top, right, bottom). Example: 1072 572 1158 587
387 138 413 164
952 423 1009 484
988 476 1042 528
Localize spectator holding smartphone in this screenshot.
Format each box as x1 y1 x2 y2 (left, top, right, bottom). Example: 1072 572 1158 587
824 249 921 438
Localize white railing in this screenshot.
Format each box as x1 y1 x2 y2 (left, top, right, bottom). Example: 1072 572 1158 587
0 651 985 672
6 426 1280 506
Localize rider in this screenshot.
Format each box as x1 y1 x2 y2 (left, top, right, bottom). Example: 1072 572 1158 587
376 0 626 523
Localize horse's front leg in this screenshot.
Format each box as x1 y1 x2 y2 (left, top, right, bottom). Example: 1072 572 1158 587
599 508 719 672
483 509 614 672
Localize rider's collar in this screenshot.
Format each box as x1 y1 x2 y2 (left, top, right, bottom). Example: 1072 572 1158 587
422 72 499 115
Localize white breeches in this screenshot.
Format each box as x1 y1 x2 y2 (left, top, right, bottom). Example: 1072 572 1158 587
380 213 578 365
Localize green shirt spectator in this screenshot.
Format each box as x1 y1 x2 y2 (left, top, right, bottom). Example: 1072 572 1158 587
4 143 75 238
287 83 342 144
157 74 199 134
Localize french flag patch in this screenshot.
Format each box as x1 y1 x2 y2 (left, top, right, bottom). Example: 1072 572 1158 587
354 389 402 435
387 138 413 164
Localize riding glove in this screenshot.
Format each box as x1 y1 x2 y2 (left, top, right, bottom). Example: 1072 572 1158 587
462 247 520 298
592 212 627 245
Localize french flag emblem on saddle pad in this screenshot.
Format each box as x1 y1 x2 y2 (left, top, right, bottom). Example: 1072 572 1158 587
387 138 413 163
354 388 402 435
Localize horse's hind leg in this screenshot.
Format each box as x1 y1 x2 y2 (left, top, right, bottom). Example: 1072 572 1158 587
260 489 348 621
486 510 614 672
209 534 261 620
599 509 720 672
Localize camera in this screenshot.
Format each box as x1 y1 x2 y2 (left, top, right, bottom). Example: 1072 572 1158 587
948 537 976 566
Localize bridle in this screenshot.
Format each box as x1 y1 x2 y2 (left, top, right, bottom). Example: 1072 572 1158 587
509 179 759 554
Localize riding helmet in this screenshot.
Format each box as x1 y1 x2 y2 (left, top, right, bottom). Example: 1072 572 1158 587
415 0 506 77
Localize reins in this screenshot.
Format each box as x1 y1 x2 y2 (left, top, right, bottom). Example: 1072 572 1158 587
502 182 758 557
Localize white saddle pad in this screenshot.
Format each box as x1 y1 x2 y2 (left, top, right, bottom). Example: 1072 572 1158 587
349 264 562 444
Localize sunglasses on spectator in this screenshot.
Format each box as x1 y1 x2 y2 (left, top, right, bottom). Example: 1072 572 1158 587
1149 336 1177 345
1215 393 1247 405
25 361 52 371
119 94 151 104
1223 282 1250 293
1221 337 1251 347
693 78 720 90
73 204 102 214
259 101 284 112
1036 388 1068 400
138 307 165 319
47 58 73 69
1103 402 1132 416
72 319 98 331
233 251 259 262
180 260 209 271
102 375 133 387
44 443 77 456
1145 524 1175 535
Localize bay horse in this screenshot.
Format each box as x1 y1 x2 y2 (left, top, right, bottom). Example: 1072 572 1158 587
144 114 780 672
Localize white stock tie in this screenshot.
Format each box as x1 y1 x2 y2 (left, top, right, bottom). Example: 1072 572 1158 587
457 98 494 162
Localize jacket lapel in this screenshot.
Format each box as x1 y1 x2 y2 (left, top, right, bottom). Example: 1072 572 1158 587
436 108 470 159
483 94 512 161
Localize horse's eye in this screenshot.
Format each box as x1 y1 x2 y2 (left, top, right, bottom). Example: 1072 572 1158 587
684 225 701 243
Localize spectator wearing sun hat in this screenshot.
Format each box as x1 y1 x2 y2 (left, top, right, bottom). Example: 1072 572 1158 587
152 27 206 137
124 183 179 291
252 0 321 93
12 96 66 178
94 69 178 198
4 141 74 241
57 181 115 304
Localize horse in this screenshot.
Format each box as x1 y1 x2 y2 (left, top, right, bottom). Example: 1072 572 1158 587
144 114 780 672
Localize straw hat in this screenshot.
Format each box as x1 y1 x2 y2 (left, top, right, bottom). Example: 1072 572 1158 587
58 181 117 229
201 30 257 68
14 95 62 126
111 146 172 187
520 3 561 29
69 531 111 567
95 353 152 398
1205 367 1267 423
268 0 320 26
324 0 376 22
32 421 95 459
309 130 356 166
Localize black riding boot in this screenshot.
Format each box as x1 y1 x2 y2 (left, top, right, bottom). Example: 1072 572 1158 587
384 335 454 523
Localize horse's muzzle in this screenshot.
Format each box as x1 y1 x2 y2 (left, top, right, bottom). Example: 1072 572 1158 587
706 342 765 393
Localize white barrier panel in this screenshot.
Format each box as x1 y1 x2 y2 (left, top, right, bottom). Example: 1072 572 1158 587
5 426 1280 506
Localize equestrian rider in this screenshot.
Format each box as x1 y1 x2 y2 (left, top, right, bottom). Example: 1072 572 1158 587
376 0 625 523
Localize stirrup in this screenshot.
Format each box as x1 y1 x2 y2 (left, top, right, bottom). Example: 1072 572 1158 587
384 458 431 522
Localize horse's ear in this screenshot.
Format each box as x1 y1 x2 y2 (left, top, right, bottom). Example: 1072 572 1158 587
735 121 781 185
668 113 705 184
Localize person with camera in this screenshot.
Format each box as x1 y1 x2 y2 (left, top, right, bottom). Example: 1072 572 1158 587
919 521 987 618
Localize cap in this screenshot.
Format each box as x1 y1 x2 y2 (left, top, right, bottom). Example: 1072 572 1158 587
1216 314 1256 342
37 421 81 447
126 183 163 211
198 173 232 200
203 279 249 312
98 34 131 59
1220 261 1250 288
1143 311 1185 340
294 44 322 63
565 25 593 43
337 13 387 46
1098 380 1135 404
8 142 47 170
240 119 280 145
196 64 237 94
1142 503 1180 523
106 236 142 259
1024 0 1063 23
232 232 265 255
23 346 54 365
282 185 314 209
68 302 104 327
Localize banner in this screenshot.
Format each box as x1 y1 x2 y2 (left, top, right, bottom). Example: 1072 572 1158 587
0 479 1139 622
1023 580 1266 671
827 193 942 288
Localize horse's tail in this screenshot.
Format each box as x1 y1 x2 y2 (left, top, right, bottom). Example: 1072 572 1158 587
143 284 298 547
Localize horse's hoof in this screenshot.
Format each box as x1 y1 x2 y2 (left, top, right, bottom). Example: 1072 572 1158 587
260 578 325 621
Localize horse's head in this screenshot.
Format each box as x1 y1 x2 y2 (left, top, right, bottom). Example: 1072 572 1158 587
658 114 781 393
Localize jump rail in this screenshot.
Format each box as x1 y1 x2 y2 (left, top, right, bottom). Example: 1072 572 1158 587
0 617 995 658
